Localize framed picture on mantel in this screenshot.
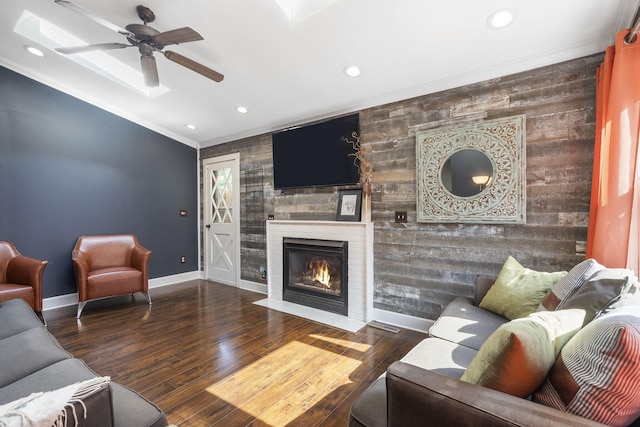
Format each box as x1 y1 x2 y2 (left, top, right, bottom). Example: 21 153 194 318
336 189 362 222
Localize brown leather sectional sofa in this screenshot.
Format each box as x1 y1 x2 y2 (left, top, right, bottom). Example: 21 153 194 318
349 274 640 427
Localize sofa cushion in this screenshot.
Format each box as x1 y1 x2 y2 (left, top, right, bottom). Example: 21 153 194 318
460 309 584 398
561 268 636 326
350 338 478 427
400 337 478 380
87 267 143 298
533 305 640 427
0 358 99 404
538 259 605 311
0 358 167 427
0 327 71 388
0 299 44 340
349 376 386 427
479 256 567 320
429 297 508 351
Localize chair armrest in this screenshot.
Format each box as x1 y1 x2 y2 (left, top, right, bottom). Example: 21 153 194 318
6 255 48 311
72 250 90 272
386 361 605 427
130 245 151 289
474 275 496 306
130 245 151 270
72 250 91 301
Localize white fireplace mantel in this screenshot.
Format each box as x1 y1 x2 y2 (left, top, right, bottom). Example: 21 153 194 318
257 220 374 332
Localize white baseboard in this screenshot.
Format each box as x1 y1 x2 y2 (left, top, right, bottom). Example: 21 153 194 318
372 308 434 334
42 273 433 335
240 280 267 294
42 293 79 311
149 271 202 288
42 270 202 311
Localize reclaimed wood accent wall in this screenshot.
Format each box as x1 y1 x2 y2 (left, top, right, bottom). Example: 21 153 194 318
201 53 601 320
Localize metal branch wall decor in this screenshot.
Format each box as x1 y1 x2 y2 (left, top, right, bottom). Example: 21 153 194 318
416 115 526 224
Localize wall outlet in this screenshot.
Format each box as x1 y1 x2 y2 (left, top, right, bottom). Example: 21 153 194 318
395 211 407 223
259 265 266 279
180 256 186 263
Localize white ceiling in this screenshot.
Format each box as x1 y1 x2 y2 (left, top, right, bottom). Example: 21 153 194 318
1 0 638 148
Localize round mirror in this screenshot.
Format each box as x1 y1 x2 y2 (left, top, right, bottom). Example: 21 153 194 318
441 149 493 197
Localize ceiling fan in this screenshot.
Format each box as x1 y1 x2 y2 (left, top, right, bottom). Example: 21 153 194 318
54 0 224 87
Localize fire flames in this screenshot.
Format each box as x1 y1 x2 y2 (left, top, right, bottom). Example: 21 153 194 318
309 259 331 288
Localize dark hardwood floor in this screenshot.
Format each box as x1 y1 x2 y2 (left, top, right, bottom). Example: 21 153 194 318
45 280 427 426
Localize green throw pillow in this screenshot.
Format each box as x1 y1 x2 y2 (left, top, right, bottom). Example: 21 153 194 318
461 309 585 398
480 256 567 320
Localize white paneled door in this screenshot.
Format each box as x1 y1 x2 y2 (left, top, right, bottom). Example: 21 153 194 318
204 154 240 286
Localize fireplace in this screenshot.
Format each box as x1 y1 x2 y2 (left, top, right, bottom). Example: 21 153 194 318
283 238 348 316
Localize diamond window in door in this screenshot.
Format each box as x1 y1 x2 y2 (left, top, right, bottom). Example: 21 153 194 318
210 167 233 224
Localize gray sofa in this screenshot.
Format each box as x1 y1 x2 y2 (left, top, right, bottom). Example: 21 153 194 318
350 275 640 427
0 298 168 427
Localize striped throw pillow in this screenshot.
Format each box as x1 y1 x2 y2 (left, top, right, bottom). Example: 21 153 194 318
532 304 640 427
537 259 604 311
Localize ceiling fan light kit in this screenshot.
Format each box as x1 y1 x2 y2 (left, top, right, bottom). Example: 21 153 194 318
54 1 224 87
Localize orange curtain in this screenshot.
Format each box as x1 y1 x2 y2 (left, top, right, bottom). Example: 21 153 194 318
586 29 640 272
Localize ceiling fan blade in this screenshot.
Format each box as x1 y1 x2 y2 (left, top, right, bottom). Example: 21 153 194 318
141 55 160 87
55 0 134 38
153 27 203 48
163 51 224 83
56 43 131 55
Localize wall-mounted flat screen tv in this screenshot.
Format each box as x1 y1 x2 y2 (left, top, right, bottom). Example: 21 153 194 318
272 113 360 190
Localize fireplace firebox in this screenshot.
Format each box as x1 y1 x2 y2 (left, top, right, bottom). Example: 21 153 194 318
283 238 348 316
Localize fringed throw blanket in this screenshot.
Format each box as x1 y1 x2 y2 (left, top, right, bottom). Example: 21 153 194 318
0 377 110 427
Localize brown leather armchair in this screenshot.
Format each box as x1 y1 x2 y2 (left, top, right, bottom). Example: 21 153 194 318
0 241 48 312
72 234 152 318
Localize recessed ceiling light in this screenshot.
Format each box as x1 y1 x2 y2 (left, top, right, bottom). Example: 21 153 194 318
185 124 197 130
24 45 45 57
236 106 248 114
487 9 515 29
344 65 361 78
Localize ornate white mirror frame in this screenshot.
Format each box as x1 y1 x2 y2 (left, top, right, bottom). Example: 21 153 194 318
416 114 526 224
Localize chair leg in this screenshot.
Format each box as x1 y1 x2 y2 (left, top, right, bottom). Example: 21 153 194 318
76 301 87 319
142 291 152 305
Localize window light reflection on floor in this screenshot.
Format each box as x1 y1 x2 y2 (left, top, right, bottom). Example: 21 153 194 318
14 10 169 98
205 335 370 424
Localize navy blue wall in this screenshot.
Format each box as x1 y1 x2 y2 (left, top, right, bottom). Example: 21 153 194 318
0 66 198 298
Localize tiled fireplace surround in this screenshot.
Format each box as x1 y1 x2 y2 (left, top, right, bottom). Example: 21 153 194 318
257 220 374 332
